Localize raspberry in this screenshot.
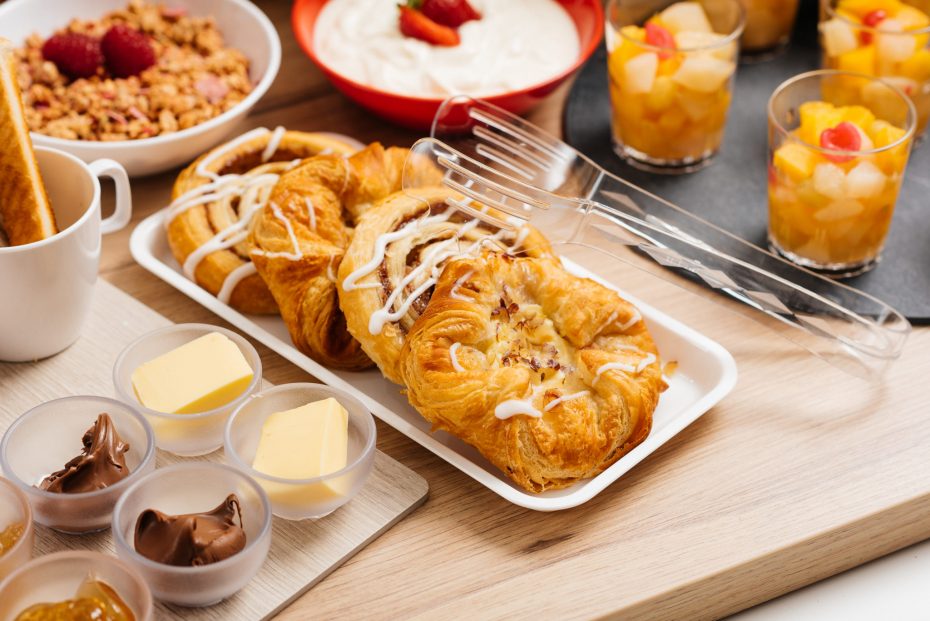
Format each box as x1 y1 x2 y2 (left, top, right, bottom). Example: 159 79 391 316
41 33 103 80
101 25 156 78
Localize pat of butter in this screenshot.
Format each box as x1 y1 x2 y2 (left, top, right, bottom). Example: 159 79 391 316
131 332 254 414
252 398 348 480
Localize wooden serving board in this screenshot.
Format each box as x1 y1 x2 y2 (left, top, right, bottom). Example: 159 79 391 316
0 280 429 620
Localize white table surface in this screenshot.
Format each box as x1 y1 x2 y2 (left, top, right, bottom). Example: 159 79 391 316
728 538 930 619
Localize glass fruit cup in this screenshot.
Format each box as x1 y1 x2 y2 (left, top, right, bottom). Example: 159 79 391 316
768 70 916 276
606 0 745 173
820 0 930 138
739 0 800 59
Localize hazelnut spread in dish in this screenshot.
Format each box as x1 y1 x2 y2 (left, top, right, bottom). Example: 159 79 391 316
134 494 246 566
39 413 130 494
14 574 135 621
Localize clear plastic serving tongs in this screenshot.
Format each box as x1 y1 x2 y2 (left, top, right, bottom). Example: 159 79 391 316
398 97 911 381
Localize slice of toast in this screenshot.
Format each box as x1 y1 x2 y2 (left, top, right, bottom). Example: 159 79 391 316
0 38 57 246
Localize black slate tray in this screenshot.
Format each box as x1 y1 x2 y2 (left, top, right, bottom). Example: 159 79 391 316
563 0 930 323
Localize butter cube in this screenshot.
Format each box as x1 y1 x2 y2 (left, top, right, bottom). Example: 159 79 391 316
252 398 348 481
131 332 254 414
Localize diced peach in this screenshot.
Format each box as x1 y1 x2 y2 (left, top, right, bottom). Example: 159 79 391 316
674 31 737 61
875 20 918 63
838 0 904 19
895 5 930 30
837 45 876 75
645 75 677 112
773 142 819 183
845 160 887 197
659 2 713 34
814 199 865 222
813 162 848 199
900 48 930 83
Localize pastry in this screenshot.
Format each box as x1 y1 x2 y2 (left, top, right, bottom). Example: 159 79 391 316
166 127 358 314
400 252 667 493
338 190 552 384
249 142 439 369
0 38 56 246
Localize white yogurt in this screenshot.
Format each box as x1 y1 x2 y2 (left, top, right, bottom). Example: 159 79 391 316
314 0 581 98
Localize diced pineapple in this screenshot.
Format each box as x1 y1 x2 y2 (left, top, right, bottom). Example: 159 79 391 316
773 142 819 183
674 31 737 60
855 125 875 150
837 45 876 75
622 52 659 94
646 75 677 111
869 119 908 146
820 18 859 57
660 2 713 34
869 119 910 173
875 19 918 63
799 101 844 145
658 107 687 132
814 199 865 222
900 48 930 83
671 55 734 92
845 160 887 198
813 162 848 199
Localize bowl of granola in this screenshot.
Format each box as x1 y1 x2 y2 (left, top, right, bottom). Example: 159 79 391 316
0 0 281 176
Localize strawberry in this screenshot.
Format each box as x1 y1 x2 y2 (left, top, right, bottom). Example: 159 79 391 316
419 0 481 28
399 5 460 46
41 33 103 80
101 24 156 78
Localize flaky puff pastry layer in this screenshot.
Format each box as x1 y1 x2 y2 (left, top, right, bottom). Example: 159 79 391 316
400 252 667 493
249 143 439 369
167 131 357 315
338 190 552 384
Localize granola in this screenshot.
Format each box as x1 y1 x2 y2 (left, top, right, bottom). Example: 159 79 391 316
15 0 253 141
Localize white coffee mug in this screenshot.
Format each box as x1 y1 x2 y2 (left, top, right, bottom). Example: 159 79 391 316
0 147 131 361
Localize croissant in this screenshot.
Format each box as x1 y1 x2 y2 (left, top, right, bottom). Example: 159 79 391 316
400 252 667 493
338 190 552 384
166 128 358 314
249 142 438 369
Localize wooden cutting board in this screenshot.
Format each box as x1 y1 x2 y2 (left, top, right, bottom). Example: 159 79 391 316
0 280 429 620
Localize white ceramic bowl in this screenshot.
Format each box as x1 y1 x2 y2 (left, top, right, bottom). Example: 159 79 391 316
0 0 281 177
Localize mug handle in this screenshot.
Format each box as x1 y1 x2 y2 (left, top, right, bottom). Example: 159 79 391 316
88 158 133 235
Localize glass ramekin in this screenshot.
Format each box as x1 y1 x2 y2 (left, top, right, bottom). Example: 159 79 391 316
0 477 34 581
0 550 153 620
113 323 263 456
111 462 272 607
225 383 377 520
0 396 155 534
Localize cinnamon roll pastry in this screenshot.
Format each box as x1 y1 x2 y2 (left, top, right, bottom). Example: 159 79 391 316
338 190 552 384
166 127 358 315
249 142 438 369
400 252 667 493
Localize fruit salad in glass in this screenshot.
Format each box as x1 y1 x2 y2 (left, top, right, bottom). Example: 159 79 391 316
768 71 916 276
820 0 930 137
739 0 800 58
606 0 745 173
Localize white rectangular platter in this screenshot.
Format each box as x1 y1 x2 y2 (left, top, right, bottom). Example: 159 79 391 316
132 209 737 511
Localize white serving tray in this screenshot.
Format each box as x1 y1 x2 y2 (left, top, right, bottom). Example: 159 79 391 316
130 210 737 511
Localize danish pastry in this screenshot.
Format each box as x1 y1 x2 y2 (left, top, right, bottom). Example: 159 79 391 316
400 252 667 493
249 142 438 369
338 190 552 384
166 127 358 314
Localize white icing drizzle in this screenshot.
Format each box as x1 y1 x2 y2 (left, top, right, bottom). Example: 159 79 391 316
603 310 619 329
591 361 637 386
449 342 465 372
636 353 657 373
326 255 337 283
617 309 642 332
251 202 304 260
449 270 475 301
260 126 286 162
305 196 317 231
494 384 546 420
543 390 589 412
217 262 257 304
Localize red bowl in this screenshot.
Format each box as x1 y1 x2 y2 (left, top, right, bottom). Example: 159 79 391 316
292 0 604 130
